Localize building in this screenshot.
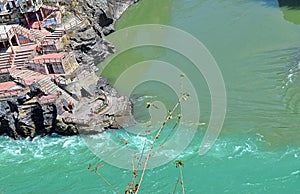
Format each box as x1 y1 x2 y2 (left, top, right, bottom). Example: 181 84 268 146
0 0 22 25
0 0 82 102
0 0 59 28
28 52 79 77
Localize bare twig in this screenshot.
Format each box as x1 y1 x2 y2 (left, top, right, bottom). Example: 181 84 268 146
88 164 120 194
159 114 182 147
89 75 189 194
135 94 189 193
172 178 180 194
179 166 185 194
128 126 149 192
175 160 185 194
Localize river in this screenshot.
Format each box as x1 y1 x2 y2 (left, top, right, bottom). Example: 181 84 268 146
1 0 300 193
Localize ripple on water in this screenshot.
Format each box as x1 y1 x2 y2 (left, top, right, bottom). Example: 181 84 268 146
278 51 300 113
0 135 84 163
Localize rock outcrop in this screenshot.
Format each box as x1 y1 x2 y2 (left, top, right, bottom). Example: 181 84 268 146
68 0 139 69
0 0 138 139
0 74 132 139
0 99 76 139
0 101 19 139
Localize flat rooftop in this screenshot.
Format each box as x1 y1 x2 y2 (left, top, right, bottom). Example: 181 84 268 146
0 81 17 91
32 52 68 61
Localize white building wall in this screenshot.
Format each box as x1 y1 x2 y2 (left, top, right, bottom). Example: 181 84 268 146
15 0 21 7
0 4 7 12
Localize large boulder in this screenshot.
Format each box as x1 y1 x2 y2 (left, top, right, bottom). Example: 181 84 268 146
55 116 78 135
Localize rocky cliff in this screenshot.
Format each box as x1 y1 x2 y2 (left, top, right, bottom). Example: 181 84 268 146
0 100 78 140
0 74 133 139
68 0 139 69
0 0 137 139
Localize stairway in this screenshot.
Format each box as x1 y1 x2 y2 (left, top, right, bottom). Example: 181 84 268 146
11 45 36 69
20 42 36 47
45 29 65 41
10 69 77 106
37 76 78 106
30 29 46 41
10 69 44 82
0 52 12 70
13 25 40 44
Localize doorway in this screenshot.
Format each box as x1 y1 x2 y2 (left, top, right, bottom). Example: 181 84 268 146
46 63 54 74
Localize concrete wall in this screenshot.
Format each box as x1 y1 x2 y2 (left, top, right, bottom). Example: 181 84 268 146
61 52 79 75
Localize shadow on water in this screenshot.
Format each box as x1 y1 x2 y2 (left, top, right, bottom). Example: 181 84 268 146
256 0 300 8
278 0 300 24
278 0 300 9
253 0 300 24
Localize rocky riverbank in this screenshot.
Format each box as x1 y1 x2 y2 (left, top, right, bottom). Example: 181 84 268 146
0 0 139 139
0 97 77 140
0 71 133 139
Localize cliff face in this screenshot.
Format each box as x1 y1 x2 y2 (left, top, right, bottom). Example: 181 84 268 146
0 101 18 139
0 0 137 139
78 0 138 21
0 101 73 139
0 100 78 140
0 73 133 139
69 0 139 69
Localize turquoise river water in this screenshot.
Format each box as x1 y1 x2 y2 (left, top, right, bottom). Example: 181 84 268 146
2 0 300 193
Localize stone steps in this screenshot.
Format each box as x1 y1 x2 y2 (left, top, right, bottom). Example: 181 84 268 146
10 69 42 81
0 57 10 62
45 29 65 40
30 29 46 40
14 26 38 44
45 36 60 40
9 69 76 107
11 46 36 68
0 63 10 69
37 77 77 106
0 52 11 57
14 54 31 59
0 52 11 69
